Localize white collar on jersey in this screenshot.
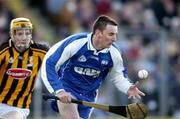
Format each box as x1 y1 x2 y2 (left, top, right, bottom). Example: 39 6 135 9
87 33 109 54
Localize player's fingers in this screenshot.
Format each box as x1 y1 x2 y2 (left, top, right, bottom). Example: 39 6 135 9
128 95 132 99
138 90 145 96
133 96 136 100
136 94 141 99
67 96 72 103
59 95 70 103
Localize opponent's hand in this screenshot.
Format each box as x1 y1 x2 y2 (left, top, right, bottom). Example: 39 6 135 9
127 81 145 100
56 91 72 103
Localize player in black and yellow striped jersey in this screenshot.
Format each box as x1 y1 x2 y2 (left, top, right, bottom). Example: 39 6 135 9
0 17 49 119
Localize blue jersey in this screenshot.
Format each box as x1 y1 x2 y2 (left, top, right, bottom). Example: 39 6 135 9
41 33 132 98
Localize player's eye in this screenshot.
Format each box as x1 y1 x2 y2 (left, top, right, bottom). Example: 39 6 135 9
16 32 23 36
25 32 31 35
108 33 114 36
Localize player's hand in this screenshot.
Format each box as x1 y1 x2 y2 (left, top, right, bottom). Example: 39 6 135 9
127 81 145 100
56 91 72 103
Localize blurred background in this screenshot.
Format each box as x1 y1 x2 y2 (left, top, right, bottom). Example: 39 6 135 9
0 0 180 119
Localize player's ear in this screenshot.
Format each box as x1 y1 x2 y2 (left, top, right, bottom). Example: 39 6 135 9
95 29 102 36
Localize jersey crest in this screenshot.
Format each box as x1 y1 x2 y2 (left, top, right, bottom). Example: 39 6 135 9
78 55 87 62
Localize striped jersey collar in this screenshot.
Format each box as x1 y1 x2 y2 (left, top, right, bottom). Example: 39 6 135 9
87 33 109 53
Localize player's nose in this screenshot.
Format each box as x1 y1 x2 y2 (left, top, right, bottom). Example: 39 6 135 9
112 35 117 42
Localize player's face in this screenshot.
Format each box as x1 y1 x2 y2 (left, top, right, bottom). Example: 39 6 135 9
97 24 118 49
12 29 32 52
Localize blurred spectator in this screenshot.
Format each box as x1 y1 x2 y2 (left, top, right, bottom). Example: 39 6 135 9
169 59 180 117
76 0 96 31
151 0 178 29
27 0 47 16
0 0 14 45
95 0 112 15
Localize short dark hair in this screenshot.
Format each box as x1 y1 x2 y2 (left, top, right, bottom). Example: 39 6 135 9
92 15 118 34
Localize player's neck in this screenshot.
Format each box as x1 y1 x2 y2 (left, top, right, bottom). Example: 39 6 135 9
92 35 103 51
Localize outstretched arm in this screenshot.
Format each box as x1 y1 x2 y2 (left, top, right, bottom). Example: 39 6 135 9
109 46 145 99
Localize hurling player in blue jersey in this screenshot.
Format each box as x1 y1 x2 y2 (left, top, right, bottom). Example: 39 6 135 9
41 15 145 119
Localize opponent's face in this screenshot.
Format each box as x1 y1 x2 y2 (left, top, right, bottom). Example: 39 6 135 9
12 29 32 52
96 24 118 49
